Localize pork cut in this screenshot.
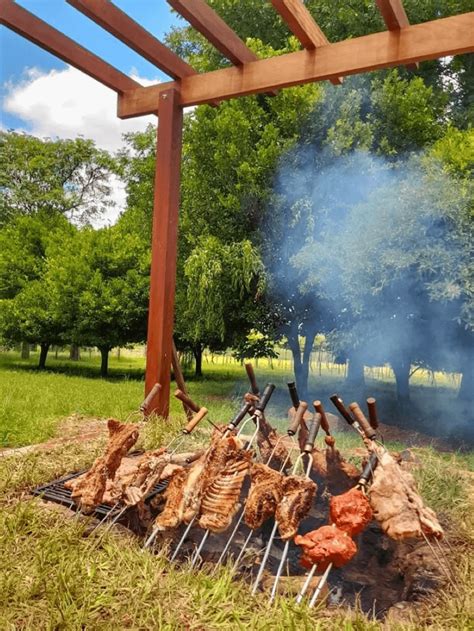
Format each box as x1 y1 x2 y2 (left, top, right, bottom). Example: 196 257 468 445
369 449 444 540
244 463 284 529
276 475 317 540
312 436 360 494
295 525 357 571
329 487 372 536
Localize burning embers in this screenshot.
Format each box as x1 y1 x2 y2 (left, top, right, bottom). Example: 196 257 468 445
60 368 447 617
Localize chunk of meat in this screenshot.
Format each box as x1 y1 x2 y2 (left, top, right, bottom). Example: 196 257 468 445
153 467 188 531
244 463 284 529
68 419 139 513
122 448 170 506
312 436 360 495
257 426 290 471
369 449 443 540
329 487 372 536
276 475 317 540
295 525 357 571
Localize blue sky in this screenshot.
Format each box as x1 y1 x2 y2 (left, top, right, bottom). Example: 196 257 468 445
1 0 182 131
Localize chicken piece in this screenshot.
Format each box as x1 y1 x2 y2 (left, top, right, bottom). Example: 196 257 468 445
276 475 317 540
329 487 372 536
198 447 252 533
369 449 443 540
69 419 139 513
295 525 357 571
244 463 284 529
153 467 188 531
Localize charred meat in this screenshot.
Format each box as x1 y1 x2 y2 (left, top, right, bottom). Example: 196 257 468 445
276 475 317 540
244 463 284 529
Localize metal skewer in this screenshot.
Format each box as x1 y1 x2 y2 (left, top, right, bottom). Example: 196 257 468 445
268 411 322 603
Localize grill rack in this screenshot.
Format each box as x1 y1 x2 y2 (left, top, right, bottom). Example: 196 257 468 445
32 454 169 520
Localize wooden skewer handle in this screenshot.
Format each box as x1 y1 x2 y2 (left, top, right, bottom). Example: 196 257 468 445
255 383 275 412
288 400 308 436
329 394 354 426
245 362 260 395
349 402 377 440
229 402 252 429
358 452 378 486
287 382 300 409
304 413 322 452
174 389 200 414
366 397 379 429
140 383 161 413
183 407 208 434
313 400 330 435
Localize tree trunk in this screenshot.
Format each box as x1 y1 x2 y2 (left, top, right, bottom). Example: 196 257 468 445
299 332 316 399
69 344 80 361
346 353 365 388
99 346 110 377
38 343 50 369
288 331 303 395
458 354 474 402
20 341 30 360
193 344 203 377
391 358 411 403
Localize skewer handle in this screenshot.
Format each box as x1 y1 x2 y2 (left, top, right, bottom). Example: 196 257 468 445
348 402 377 440
304 412 321 452
140 383 161 413
245 363 260 395
329 394 355 427
366 397 379 429
255 383 275 412
174 389 200 414
229 402 252 429
288 400 308 436
287 381 300 409
313 400 330 435
183 407 208 434
358 451 378 487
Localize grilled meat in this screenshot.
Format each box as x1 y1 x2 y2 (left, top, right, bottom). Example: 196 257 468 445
123 448 169 506
295 525 357 571
244 463 284 529
153 467 188 531
369 449 443 540
257 426 290 471
276 475 317 540
329 487 372 536
312 436 360 494
68 419 139 513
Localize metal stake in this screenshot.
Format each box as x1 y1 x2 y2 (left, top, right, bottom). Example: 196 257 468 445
295 564 318 604
308 563 332 608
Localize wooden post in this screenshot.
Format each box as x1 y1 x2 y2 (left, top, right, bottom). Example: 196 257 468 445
144 87 183 417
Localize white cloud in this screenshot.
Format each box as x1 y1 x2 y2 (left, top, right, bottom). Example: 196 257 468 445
2 66 158 225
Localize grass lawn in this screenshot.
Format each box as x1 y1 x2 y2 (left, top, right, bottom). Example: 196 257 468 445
0 349 473 629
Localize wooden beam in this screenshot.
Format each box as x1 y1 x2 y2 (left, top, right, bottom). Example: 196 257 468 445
144 87 183 418
67 0 196 80
118 12 474 117
167 0 257 66
271 0 342 84
375 0 409 30
375 0 418 69
0 0 138 93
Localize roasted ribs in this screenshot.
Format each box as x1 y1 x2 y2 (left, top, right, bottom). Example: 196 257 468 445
244 463 284 529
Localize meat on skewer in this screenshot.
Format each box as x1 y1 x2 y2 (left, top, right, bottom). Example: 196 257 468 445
329 486 373 537
312 435 360 494
67 419 139 514
276 475 317 540
244 463 284 529
295 525 357 572
369 448 444 540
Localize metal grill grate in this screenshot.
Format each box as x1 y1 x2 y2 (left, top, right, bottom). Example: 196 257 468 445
32 457 168 520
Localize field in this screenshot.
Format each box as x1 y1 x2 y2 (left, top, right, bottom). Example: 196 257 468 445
0 349 473 629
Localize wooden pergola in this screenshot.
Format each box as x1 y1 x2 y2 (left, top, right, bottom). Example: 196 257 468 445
1 0 473 417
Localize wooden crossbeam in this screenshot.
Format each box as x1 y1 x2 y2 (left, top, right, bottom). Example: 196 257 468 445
0 0 139 93
67 0 196 80
167 0 257 66
271 0 342 84
375 0 418 69
118 12 474 118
